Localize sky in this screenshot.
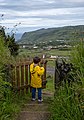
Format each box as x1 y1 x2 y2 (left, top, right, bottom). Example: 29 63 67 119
0 0 84 34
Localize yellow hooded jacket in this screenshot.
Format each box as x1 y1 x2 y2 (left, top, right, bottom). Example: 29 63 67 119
30 63 44 88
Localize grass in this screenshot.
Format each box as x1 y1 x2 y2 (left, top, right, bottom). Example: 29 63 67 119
0 92 31 120
47 60 55 67
49 42 84 120
49 84 83 120
1 43 83 120
18 48 71 58
43 75 55 93
44 49 71 56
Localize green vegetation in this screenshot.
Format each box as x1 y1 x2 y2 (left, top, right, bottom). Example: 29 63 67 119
18 25 84 47
0 27 19 57
0 28 30 120
0 91 31 120
49 42 84 120
0 25 84 120
46 78 54 92
50 84 83 120
18 48 71 60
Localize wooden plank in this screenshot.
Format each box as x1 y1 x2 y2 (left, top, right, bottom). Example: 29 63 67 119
25 65 28 93
11 66 16 87
13 85 30 91
42 61 47 89
29 64 32 92
44 62 47 80
21 65 24 94
14 61 32 67
16 66 20 94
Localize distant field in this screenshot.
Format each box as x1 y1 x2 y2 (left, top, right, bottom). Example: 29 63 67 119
18 48 71 67
18 48 71 58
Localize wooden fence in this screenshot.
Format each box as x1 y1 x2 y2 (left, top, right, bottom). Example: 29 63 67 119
11 60 47 94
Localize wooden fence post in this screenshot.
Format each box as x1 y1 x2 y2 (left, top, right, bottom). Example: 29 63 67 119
25 64 28 93
21 65 24 94
16 66 20 94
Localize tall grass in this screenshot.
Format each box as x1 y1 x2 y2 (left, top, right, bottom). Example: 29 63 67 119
0 36 31 120
49 41 84 120
50 84 83 120
71 40 84 87
0 91 31 120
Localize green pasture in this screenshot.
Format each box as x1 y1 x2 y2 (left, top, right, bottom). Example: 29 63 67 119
43 74 55 93
18 48 71 58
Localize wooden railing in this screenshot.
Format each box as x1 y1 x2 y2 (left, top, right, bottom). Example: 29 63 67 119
11 60 47 94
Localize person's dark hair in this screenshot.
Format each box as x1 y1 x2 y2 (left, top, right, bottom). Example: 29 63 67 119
33 56 41 64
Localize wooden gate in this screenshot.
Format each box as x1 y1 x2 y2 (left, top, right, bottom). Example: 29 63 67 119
11 60 47 94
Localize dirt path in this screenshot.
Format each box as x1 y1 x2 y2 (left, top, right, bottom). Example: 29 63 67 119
16 92 54 120
47 66 55 75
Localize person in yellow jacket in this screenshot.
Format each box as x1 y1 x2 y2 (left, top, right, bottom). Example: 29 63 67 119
30 56 44 102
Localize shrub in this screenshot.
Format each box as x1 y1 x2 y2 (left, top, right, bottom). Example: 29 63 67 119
50 41 84 120
50 84 83 120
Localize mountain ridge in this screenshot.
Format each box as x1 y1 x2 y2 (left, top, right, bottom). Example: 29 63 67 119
18 25 84 46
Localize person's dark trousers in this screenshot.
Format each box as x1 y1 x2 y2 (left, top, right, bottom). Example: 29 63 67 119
37 88 42 100
32 87 42 100
32 87 36 99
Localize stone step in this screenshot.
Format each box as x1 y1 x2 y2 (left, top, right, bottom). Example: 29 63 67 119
16 111 51 120
16 93 53 120
22 103 49 111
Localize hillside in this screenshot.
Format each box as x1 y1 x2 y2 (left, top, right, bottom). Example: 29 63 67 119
18 25 84 46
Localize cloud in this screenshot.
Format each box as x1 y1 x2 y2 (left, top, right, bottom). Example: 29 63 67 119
0 0 84 33
64 0 84 2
